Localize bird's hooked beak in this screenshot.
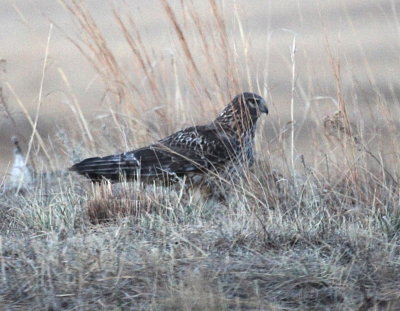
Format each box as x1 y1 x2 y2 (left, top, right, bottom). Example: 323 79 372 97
258 98 268 114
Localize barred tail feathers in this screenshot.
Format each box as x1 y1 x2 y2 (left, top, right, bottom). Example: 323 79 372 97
69 153 141 181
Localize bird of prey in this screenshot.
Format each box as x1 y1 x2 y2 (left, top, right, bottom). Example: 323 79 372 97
70 92 268 186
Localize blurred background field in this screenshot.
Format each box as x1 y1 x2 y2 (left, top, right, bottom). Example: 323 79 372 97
1 0 399 177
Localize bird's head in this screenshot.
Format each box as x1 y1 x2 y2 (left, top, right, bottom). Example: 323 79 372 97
233 92 268 116
216 92 268 132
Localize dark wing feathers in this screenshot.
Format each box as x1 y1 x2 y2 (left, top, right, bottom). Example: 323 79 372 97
70 124 238 182
159 125 238 169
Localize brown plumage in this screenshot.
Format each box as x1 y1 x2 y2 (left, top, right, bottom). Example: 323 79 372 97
70 92 268 185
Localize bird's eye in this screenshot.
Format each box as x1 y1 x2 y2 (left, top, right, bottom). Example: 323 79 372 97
247 98 258 108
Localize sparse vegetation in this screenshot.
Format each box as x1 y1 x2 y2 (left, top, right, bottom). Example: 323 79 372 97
1 0 400 310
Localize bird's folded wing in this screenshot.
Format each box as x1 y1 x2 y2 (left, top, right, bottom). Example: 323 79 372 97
141 125 239 176
70 125 238 180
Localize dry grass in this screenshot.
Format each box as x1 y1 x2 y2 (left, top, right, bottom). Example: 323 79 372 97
1 0 400 310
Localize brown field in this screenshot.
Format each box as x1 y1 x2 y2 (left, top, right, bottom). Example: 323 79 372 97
1 0 400 310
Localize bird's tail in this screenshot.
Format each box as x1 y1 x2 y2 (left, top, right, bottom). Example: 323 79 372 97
69 154 140 182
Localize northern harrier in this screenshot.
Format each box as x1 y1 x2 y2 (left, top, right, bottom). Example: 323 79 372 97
70 92 268 186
